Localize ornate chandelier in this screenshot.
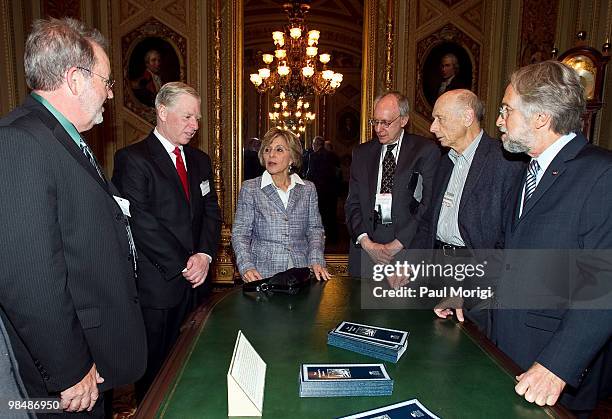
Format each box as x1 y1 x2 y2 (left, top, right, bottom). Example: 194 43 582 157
249 1 343 101
269 91 316 137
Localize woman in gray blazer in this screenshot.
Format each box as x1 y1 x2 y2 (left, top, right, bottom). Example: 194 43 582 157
232 128 331 282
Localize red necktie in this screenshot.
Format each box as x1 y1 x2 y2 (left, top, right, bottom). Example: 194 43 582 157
173 147 189 201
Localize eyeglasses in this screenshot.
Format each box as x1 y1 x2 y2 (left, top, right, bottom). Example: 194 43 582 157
76 66 115 90
498 104 514 119
262 146 288 155
368 114 401 128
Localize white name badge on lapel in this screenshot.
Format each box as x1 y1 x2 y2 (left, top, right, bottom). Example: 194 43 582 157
375 193 393 224
113 196 131 217
200 180 210 196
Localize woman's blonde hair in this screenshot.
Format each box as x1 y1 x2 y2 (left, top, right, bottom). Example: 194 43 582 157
258 127 303 173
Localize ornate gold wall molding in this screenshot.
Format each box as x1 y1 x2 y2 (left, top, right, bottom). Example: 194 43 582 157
0 0 18 115
361 0 379 142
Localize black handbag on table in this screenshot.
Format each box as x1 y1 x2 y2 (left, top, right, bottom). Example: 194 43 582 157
242 267 312 295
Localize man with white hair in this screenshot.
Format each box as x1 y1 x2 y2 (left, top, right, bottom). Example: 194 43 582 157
0 17 146 416
113 82 221 402
493 60 612 416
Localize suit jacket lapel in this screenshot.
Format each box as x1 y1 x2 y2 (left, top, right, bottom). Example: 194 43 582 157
459 136 489 215
53 124 110 192
24 97 110 193
184 146 201 218
432 154 453 229
261 184 286 213
286 182 304 215
146 134 189 205
367 141 382 210
515 135 587 224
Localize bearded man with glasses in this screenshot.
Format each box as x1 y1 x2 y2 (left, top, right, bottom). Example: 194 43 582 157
345 91 440 278
0 17 145 417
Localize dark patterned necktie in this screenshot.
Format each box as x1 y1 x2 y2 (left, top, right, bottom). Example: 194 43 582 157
380 143 397 194
522 159 540 213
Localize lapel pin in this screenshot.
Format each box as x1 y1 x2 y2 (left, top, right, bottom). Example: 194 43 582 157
552 170 559 175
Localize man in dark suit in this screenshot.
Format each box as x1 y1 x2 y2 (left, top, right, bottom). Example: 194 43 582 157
345 91 440 278
414 89 524 329
493 61 612 415
0 18 146 416
112 82 222 402
306 136 341 244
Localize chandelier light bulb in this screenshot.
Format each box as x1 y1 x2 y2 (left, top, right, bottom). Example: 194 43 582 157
319 53 331 64
301 66 314 78
279 91 286 99
250 73 262 86
283 111 290 117
277 65 290 76
274 102 280 109
304 102 310 109
295 111 302 117
272 31 284 42
262 53 274 64
281 100 288 108
275 49 287 59
308 30 320 42
289 27 302 39
258 68 271 79
306 47 318 57
322 70 334 80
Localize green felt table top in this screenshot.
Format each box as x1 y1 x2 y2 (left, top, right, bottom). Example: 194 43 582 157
152 277 562 419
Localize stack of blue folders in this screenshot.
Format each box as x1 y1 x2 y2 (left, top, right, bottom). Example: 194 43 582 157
299 363 393 397
327 321 409 363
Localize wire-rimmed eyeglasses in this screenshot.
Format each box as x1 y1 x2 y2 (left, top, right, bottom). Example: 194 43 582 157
367 114 401 128
76 66 115 90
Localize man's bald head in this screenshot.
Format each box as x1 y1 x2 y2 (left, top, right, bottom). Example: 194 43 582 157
431 89 484 153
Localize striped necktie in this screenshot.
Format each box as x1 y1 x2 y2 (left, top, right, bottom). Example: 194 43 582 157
522 159 540 212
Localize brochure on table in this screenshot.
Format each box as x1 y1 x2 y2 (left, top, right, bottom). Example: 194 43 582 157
227 330 266 417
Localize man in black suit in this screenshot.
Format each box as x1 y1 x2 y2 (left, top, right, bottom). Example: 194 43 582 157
306 136 341 244
493 61 612 415
414 89 524 329
345 91 440 277
112 82 222 402
0 18 146 416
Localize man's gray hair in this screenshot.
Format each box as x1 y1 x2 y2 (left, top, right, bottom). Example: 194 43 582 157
155 82 200 109
24 17 107 91
374 90 410 116
511 60 585 135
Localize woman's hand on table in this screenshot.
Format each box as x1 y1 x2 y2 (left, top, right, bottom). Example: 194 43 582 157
243 269 263 282
311 264 331 281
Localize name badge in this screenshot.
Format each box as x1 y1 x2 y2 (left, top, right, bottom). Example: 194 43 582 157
200 180 210 196
113 195 131 217
375 193 393 224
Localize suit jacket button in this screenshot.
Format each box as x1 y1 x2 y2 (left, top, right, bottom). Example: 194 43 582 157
284 217 288 222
